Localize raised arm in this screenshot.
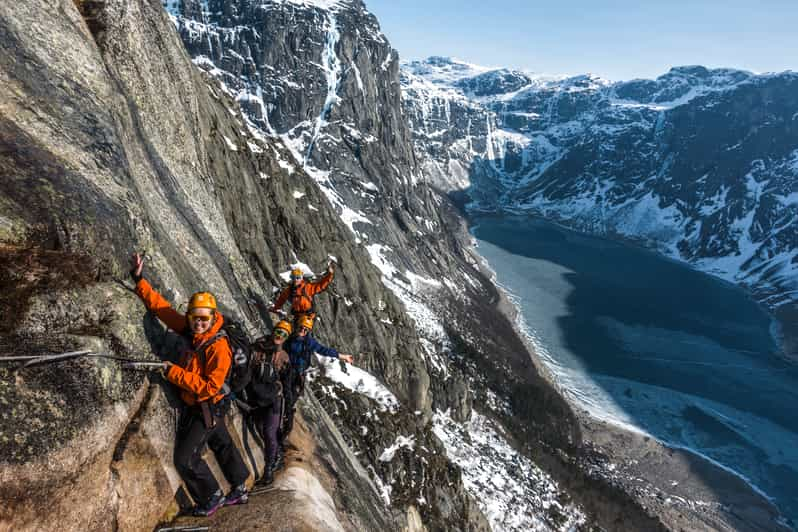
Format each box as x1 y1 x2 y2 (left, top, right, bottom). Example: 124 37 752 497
307 269 334 296
135 278 187 333
130 252 186 332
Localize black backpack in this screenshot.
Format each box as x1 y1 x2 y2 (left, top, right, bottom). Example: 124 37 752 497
243 343 283 408
196 319 252 396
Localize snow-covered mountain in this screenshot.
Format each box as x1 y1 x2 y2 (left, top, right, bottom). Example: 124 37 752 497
163 3 793 526
403 57 798 313
161 2 592 530
2 1 789 530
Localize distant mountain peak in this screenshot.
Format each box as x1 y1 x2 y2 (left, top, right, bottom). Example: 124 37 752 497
664 64 751 78
424 55 457 66
403 56 494 85
401 55 798 313
270 0 346 10
455 69 535 97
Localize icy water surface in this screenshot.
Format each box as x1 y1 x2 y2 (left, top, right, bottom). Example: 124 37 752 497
472 215 798 526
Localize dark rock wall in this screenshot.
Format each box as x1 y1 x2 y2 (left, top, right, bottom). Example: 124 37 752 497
0 0 470 529
0 0 683 530
169 0 587 478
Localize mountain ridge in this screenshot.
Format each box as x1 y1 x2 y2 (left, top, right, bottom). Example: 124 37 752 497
164 2 792 528
0 1 791 530
402 56 798 338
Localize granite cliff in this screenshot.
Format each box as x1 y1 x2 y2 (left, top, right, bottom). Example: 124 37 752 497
0 1 789 531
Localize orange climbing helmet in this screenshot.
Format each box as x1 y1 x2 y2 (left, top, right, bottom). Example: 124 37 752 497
274 320 293 335
297 314 314 331
188 291 217 311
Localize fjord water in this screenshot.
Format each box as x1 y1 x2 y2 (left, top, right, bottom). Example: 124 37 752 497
472 216 798 525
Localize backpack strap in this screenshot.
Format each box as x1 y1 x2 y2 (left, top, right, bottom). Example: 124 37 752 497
193 331 230 397
194 330 228 367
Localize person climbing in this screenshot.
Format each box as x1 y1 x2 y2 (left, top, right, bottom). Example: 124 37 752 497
281 314 354 444
130 252 249 517
241 320 292 486
268 261 335 326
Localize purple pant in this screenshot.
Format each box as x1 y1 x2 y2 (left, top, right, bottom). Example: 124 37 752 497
256 396 283 468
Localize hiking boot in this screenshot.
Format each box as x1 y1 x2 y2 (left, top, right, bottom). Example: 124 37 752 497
193 490 225 517
261 467 274 486
272 452 285 472
224 483 249 506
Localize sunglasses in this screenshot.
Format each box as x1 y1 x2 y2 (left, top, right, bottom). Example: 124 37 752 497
299 326 310 334
291 276 303 281
274 329 289 339
189 313 213 322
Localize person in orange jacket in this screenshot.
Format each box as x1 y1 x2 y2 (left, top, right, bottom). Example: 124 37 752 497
269 262 335 324
130 253 249 517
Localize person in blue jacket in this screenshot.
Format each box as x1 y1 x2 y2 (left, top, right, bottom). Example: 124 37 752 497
281 314 354 446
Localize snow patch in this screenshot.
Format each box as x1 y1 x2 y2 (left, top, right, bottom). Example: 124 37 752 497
380 52 393 71
366 244 398 278
433 410 585 531
378 435 416 462
368 465 392 506
363 244 451 375
317 357 399 413
305 12 342 163
246 141 263 153
351 60 364 92
269 0 344 9
223 135 238 151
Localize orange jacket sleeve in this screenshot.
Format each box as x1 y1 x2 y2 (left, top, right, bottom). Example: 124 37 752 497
135 278 187 333
272 286 290 309
166 338 231 402
307 270 334 296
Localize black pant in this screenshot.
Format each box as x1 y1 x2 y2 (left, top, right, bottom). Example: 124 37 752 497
280 372 304 443
174 401 249 504
254 397 283 468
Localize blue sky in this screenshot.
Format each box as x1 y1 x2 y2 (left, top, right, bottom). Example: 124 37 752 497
364 0 798 80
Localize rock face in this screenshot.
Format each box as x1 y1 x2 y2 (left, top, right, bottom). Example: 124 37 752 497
402 57 798 326
2 1 785 531
0 0 484 529
162 1 601 529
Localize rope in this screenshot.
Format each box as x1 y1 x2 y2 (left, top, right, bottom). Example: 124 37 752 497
0 350 152 369
0 349 94 361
